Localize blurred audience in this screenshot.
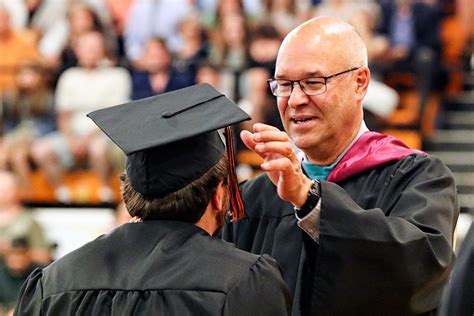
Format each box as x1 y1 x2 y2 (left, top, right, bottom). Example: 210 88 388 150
373 0 443 123
0 0 468 208
173 12 208 86
31 31 131 203
0 4 41 96
1 0 68 65
0 171 51 265
0 61 56 188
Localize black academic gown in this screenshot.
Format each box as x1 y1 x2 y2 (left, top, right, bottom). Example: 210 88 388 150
438 224 474 316
223 154 458 316
14 220 291 315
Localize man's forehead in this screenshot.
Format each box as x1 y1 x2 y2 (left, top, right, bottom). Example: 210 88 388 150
275 28 353 78
275 43 335 78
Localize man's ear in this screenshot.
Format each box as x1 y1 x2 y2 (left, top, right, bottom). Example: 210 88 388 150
354 66 370 103
210 181 226 211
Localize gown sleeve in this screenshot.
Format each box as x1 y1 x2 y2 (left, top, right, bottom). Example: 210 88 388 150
14 268 44 316
313 155 459 314
223 255 292 315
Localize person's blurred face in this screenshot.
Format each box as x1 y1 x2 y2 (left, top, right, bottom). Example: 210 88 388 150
222 14 245 46
0 172 20 207
218 0 242 16
16 67 42 91
143 39 171 72
69 6 95 34
196 66 220 87
5 248 32 275
247 68 270 93
75 32 106 68
274 27 361 161
26 0 42 11
249 37 280 63
0 7 11 36
179 16 202 40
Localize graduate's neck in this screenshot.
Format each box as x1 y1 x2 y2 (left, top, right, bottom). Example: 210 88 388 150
195 183 227 236
195 205 221 236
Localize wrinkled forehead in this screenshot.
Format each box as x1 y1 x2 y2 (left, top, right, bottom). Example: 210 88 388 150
275 24 352 78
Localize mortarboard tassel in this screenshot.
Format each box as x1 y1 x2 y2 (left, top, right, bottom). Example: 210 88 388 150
224 127 244 221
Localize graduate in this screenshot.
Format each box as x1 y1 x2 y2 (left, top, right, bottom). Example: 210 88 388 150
14 84 291 315
222 17 459 315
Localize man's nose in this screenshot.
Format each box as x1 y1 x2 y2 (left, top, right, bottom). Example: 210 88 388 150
288 82 309 108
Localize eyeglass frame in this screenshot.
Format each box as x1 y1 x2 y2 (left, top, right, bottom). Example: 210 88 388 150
267 67 361 97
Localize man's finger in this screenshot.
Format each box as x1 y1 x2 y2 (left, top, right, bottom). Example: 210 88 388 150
253 123 281 133
261 157 299 174
255 141 295 158
253 130 289 143
240 130 257 151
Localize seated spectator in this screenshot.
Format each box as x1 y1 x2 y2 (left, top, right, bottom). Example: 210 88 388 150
31 31 131 203
195 62 235 100
235 67 283 180
0 171 52 266
261 0 302 38
124 0 193 63
106 0 135 65
0 4 41 97
208 11 250 73
130 37 193 100
208 11 251 100
0 0 68 67
373 0 442 123
47 2 117 79
238 67 282 134
0 237 42 314
247 24 282 74
1 61 56 188
173 12 208 85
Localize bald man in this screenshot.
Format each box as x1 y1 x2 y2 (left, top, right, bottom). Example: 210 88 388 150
222 17 458 316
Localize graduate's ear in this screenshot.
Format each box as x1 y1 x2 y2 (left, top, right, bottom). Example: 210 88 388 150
354 66 370 103
211 181 226 212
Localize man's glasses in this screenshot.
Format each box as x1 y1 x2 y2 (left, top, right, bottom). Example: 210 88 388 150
267 67 360 97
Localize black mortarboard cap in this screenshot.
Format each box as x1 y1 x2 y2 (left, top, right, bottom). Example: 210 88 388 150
87 84 250 204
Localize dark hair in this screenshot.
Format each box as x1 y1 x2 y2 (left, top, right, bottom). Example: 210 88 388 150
11 237 30 250
120 156 229 223
251 24 281 41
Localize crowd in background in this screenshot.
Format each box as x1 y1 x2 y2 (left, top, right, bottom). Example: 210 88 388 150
0 0 472 312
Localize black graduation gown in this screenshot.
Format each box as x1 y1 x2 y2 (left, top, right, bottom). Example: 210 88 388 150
438 224 474 316
14 220 291 315
223 154 458 316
